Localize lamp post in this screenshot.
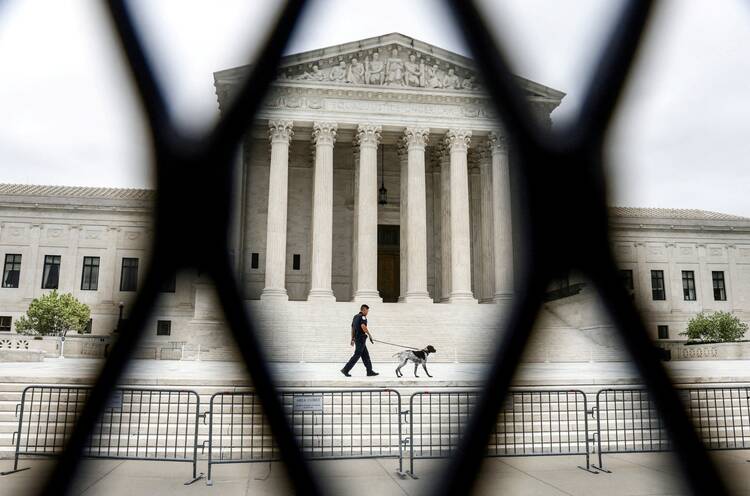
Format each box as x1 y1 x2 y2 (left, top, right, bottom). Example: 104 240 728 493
58 328 68 360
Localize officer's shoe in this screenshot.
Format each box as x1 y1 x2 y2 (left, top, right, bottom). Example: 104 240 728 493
341 369 351 377
366 371 379 376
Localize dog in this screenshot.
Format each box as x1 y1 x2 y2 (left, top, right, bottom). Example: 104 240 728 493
394 345 437 378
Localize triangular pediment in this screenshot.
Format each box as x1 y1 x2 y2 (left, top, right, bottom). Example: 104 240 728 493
215 33 564 101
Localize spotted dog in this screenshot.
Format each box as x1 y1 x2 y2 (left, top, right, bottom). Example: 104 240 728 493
394 345 437 378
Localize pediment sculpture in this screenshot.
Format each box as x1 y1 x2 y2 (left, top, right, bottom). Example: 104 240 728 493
278 46 481 91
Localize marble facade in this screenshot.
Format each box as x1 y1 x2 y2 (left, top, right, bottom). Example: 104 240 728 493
0 34 749 361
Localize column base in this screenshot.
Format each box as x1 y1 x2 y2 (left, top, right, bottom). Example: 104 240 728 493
448 291 478 304
493 293 513 303
352 290 382 303
403 292 433 303
260 288 289 301
307 289 336 302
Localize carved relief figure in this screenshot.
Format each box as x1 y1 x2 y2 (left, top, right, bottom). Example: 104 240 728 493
442 67 460 89
329 60 347 82
384 48 405 86
404 53 422 87
298 65 326 81
347 58 365 84
461 75 477 90
425 64 443 88
365 52 385 85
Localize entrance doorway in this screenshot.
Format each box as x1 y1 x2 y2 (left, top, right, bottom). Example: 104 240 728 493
377 225 400 302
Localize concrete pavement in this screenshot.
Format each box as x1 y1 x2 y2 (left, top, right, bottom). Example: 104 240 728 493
0 358 750 387
2 451 749 495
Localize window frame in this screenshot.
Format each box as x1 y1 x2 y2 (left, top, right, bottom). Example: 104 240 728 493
712 271 727 301
650 269 666 301
41 255 61 290
119 257 139 292
2 253 22 288
681 270 696 301
0 316 11 332
657 325 669 340
156 319 171 336
81 256 100 291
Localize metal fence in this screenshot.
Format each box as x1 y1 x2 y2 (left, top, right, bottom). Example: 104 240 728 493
206 389 403 484
30 2 737 494
0 385 202 484
594 386 750 471
407 389 593 478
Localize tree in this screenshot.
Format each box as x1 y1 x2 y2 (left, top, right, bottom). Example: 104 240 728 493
681 311 748 343
15 290 91 336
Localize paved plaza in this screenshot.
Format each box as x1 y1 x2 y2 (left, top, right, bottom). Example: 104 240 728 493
1 358 750 387
2 451 750 496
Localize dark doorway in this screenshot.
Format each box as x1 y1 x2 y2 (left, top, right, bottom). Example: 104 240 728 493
377 225 400 302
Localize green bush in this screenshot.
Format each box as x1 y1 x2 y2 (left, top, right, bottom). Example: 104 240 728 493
15 290 91 336
681 311 748 343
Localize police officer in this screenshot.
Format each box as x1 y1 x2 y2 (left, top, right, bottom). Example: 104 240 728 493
341 304 379 377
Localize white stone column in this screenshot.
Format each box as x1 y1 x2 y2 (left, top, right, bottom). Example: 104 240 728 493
489 132 513 303
469 160 481 298
307 121 338 301
446 129 476 303
438 145 451 302
403 127 432 302
479 144 495 302
261 120 293 301
430 150 443 302
353 124 382 301
398 142 408 302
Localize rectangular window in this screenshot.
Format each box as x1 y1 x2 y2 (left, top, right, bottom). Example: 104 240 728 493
293 254 301 271
712 271 727 301
651 270 666 301
2 254 21 288
620 269 634 294
160 274 176 293
657 325 669 339
681 270 696 301
81 256 100 291
83 318 92 334
42 255 61 289
156 320 171 336
251 253 259 269
0 316 11 332
120 257 139 292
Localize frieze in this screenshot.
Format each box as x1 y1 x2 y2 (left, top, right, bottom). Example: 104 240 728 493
281 45 482 92
262 86 497 122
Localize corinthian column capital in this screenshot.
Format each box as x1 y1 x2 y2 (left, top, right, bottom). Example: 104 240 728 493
403 127 430 149
355 124 382 148
488 131 507 153
312 121 338 146
268 120 294 143
445 129 472 152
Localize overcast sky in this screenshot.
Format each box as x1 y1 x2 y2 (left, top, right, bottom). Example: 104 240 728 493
1 1 749 215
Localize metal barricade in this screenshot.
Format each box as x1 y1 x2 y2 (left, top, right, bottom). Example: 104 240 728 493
407 389 593 478
205 389 403 485
0 385 202 484
594 386 750 472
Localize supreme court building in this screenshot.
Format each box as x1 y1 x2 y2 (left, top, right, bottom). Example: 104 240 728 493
1 34 750 362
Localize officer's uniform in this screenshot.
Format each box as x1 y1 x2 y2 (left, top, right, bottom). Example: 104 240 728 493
342 312 373 374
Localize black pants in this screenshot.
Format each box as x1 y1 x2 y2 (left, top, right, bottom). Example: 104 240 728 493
342 337 372 374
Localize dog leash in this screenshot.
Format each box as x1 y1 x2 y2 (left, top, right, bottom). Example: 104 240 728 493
370 338 420 350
